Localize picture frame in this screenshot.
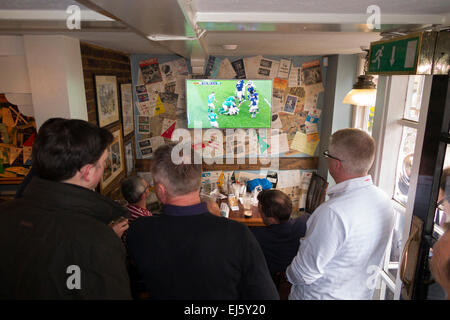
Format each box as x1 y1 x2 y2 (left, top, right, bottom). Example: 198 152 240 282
94 75 120 128
124 138 135 176
99 124 125 194
120 83 134 137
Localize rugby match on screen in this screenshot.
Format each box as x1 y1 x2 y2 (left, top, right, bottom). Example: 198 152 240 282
186 79 273 129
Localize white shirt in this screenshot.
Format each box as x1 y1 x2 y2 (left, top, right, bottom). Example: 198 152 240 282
286 175 394 300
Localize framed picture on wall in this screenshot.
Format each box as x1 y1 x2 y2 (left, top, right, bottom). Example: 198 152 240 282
120 83 134 136
94 75 120 128
124 138 135 176
100 125 125 194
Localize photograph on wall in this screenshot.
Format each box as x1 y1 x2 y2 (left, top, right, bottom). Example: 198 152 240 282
283 95 298 114
138 138 151 149
301 60 322 86
100 127 124 193
138 115 150 134
257 57 279 79
272 77 288 112
231 59 246 79
160 62 175 83
138 138 153 158
204 56 216 77
288 67 302 87
125 139 134 176
277 58 291 79
120 83 134 136
94 75 120 128
139 58 163 85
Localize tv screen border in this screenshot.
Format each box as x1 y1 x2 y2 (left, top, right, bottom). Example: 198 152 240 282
185 78 274 130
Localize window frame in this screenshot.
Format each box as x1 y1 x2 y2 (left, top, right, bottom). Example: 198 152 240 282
370 74 433 300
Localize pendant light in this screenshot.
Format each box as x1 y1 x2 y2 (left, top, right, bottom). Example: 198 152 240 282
343 50 377 107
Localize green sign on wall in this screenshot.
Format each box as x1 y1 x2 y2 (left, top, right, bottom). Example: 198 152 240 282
368 33 422 75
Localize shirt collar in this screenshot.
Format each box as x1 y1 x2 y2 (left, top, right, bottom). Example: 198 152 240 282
327 175 373 198
127 204 149 213
163 202 209 217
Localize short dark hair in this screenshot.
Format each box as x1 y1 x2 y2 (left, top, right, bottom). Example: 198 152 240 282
32 118 113 182
257 189 292 223
122 176 146 204
151 143 202 197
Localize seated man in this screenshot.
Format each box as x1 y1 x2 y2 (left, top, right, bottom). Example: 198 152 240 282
126 144 279 300
121 176 153 223
0 118 131 299
250 190 309 276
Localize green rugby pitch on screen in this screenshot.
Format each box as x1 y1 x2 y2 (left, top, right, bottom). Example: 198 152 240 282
186 79 272 129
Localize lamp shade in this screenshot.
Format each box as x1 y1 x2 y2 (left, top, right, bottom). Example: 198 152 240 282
342 75 377 107
343 88 377 106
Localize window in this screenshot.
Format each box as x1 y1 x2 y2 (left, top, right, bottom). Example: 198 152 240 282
371 74 431 299
403 76 425 122
393 126 417 206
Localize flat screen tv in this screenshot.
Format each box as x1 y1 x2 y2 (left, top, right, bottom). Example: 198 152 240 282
186 79 272 129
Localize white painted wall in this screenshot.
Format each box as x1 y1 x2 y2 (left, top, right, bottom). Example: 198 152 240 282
0 35 88 129
0 36 34 117
23 35 87 129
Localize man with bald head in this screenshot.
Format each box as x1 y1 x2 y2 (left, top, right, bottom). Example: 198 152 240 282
287 128 395 300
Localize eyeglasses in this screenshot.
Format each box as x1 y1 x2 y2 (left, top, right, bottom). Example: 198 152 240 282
139 184 150 198
323 150 343 162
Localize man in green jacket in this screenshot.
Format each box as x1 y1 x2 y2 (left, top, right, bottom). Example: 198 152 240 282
0 118 131 299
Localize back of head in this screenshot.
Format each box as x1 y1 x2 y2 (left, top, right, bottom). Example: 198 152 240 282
151 144 202 197
257 189 292 223
32 118 113 182
329 128 375 176
122 176 146 204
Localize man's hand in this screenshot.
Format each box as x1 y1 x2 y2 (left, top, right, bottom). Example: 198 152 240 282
110 218 129 238
206 199 221 216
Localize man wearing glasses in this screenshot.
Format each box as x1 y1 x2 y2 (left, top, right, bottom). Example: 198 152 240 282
286 128 395 300
121 176 153 223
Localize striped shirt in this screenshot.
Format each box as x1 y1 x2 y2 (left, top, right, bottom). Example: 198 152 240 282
126 204 152 222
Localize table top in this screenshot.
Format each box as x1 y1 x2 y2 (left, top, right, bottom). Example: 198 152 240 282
218 198 265 227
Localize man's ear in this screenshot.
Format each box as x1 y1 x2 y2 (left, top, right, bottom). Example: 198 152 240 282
79 164 93 182
154 183 167 203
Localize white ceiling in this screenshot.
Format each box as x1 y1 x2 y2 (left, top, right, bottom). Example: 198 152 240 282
192 0 450 15
0 0 448 58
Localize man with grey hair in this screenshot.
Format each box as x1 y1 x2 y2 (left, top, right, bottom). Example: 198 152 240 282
287 128 394 300
121 176 152 223
126 144 279 299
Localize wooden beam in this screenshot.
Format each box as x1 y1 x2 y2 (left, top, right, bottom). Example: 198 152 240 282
136 157 318 172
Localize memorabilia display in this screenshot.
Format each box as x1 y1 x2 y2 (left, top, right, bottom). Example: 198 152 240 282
94 75 120 128
120 83 134 136
100 126 124 193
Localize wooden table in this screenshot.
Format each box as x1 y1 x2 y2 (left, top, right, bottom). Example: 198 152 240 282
218 198 264 227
